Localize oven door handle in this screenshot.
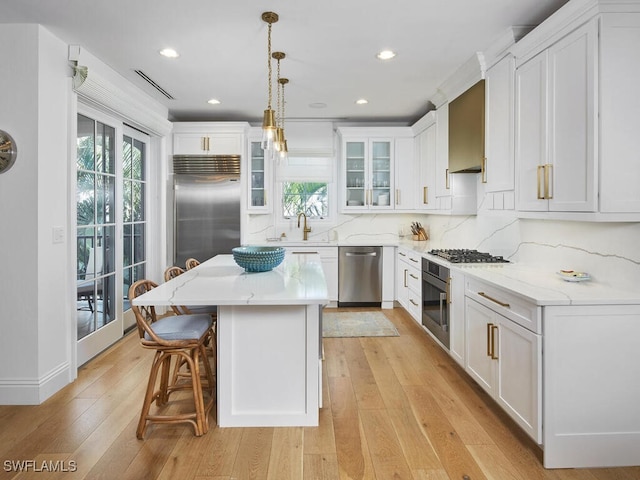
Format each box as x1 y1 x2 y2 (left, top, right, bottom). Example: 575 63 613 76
439 292 448 327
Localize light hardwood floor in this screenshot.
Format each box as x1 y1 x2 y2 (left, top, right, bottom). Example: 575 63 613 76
1 307 638 480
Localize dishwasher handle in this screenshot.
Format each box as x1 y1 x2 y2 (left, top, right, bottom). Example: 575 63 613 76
345 252 377 257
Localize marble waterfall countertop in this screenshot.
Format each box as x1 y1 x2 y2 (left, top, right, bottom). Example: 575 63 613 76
132 253 328 307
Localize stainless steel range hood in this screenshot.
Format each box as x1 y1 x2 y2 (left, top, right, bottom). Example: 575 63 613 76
448 80 485 173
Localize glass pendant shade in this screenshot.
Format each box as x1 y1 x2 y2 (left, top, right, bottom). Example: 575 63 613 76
279 138 288 161
261 109 277 151
274 127 284 152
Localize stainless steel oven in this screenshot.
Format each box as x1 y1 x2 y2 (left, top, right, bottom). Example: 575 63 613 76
422 257 450 349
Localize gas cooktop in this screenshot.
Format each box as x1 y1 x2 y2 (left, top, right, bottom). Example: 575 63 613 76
428 249 509 264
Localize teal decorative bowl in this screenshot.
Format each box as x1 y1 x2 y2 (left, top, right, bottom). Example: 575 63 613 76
232 246 286 272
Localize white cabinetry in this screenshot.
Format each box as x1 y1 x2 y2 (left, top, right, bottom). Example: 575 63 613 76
465 279 541 443
285 246 338 304
172 122 247 155
396 247 421 322
247 140 271 213
394 136 417 210
542 304 640 468
483 54 515 210
516 20 596 213
414 112 437 211
448 269 465 366
412 108 477 215
337 127 413 212
514 8 640 219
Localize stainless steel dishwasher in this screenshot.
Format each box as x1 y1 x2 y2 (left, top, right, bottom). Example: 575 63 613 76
338 246 382 306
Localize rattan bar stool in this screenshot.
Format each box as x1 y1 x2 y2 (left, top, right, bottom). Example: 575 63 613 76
129 280 215 439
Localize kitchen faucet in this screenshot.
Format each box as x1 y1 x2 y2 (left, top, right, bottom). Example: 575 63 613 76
297 212 311 241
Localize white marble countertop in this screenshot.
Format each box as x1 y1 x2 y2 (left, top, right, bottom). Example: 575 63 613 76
452 262 640 306
398 240 640 306
132 253 328 306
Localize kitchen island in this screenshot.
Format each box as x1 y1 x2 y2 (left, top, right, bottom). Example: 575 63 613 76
131 253 328 427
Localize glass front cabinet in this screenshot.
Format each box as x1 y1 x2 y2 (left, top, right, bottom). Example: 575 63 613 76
247 140 271 213
340 133 394 211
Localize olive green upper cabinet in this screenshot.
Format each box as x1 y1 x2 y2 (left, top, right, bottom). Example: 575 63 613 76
513 2 640 220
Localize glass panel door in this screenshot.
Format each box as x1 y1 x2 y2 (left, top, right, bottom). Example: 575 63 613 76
371 140 391 207
345 141 366 207
76 113 150 365
76 114 117 344
122 133 147 311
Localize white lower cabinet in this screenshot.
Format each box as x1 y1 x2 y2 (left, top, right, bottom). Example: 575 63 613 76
465 290 542 443
285 247 338 304
396 248 421 323
448 270 465 367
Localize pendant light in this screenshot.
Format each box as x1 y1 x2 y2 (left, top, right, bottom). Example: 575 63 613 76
278 76 289 162
272 51 286 157
261 12 279 152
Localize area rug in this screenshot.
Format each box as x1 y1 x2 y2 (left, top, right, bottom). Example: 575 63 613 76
322 311 399 338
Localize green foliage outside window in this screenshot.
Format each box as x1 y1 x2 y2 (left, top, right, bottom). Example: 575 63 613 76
282 182 328 218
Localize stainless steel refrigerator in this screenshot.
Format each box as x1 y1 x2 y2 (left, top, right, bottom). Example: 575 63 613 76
173 155 241 266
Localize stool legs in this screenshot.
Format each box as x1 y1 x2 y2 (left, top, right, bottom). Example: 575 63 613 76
136 345 215 439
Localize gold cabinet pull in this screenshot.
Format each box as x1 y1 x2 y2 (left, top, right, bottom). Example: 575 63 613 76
481 157 487 183
445 168 450 189
201 136 206 151
396 189 400 205
487 323 493 357
491 325 499 360
537 164 553 200
478 292 510 308
404 269 408 287
423 186 428 204
537 165 544 199
544 164 553 199
446 277 451 304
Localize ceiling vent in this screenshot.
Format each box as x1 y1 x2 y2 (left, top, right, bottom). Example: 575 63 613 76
134 70 175 100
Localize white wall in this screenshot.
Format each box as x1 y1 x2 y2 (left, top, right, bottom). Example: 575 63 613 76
0 25 72 403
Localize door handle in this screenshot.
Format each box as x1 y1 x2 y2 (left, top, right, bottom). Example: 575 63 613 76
345 252 377 257
491 325 499 360
478 292 510 308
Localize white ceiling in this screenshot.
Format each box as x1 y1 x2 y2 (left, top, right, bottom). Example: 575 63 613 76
3 0 568 125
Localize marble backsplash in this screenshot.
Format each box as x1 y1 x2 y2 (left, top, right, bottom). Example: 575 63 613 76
245 212 640 290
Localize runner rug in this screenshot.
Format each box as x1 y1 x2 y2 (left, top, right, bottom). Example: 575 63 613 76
322 311 399 338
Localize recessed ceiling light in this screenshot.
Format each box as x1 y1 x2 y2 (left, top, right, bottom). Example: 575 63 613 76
159 48 179 58
376 50 396 60
355 99 369 105
207 98 221 105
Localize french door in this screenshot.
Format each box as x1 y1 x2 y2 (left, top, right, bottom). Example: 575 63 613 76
76 108 149 364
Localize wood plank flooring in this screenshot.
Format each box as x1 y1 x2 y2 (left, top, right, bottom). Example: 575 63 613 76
1 307 638 480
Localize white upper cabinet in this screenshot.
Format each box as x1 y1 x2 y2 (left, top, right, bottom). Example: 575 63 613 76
484 54 516 209
514 6 640 220
172 122 248 156
599 13 640 213
337 127 413 212
516 20 597 213
394 136 417 210
415 119 437 211
412 107 477 215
